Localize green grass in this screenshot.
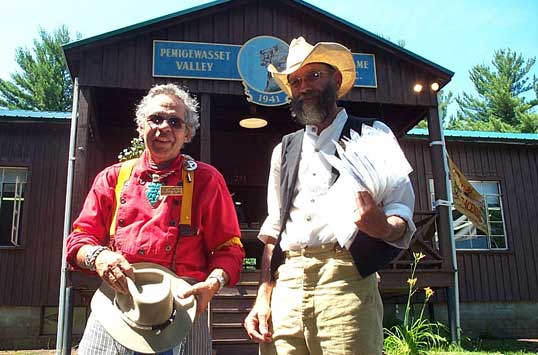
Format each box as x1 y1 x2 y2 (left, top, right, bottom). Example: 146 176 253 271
424 339 538 355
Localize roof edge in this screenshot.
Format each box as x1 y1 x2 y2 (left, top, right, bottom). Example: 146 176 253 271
0 109 71 120
407 127 538 143
63 0 454 79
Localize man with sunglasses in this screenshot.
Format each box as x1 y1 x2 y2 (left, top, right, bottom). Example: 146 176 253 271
66 84 245 355
243 37 416 355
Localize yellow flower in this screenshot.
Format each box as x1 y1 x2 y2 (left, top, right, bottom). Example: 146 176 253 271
424 287 434 298
413 252 426 261
407 278 417 286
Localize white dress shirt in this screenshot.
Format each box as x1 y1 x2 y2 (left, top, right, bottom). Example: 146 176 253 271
259 109 416 251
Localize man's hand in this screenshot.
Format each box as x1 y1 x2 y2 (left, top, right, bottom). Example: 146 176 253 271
244 242 275 343
177 279 219 315
355 191 407 241
244 298 273 343
94 250 134 295
178 269 228 315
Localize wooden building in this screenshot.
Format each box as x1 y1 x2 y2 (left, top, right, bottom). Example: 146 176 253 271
0 110 76 349
403 129 538 340
0 110 70 306
62 0 455 288
1 0 537 352
59 0 454 352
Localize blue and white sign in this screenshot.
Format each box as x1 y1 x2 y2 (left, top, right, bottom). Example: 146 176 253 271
237 36 289 106
353 53 377 88
153 41 241 80
153 38 377 106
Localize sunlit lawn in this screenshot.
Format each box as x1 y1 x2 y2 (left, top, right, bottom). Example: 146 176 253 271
424 339 538 355
429 352 534 355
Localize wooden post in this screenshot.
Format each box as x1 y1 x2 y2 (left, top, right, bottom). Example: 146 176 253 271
72 86 91 219
427 107 452 271
427 105 461 344
200 93 211 164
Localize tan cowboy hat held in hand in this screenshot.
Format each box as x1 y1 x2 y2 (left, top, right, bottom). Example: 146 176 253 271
267 36 356 98
91 262 197 354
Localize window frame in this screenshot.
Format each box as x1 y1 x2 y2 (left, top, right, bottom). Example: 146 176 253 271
429 178 508 251
0 166 29 248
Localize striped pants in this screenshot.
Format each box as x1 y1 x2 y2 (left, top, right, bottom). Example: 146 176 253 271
78 309 212 355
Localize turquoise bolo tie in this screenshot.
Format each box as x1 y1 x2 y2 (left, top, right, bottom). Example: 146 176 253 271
145 169 176 208
146 173 161 207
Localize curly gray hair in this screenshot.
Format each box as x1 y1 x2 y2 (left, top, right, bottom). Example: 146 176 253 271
135 83 200 138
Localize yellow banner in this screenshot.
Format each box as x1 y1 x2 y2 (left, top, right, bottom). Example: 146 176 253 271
448 158 489 235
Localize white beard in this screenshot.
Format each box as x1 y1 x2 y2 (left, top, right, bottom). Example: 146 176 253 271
294 101 326 126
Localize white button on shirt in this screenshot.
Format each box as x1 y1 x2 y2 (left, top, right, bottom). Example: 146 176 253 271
259 109 416 251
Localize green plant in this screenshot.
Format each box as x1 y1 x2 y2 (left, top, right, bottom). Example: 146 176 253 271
384 252 448 355
118 137 144 162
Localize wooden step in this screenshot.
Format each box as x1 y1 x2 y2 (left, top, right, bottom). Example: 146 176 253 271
211 309 251 323
212 322 244 328
213 338 254 344
237 270 261 283
236 281 260 289
212 324 250 339
213 341 258 355
209 270 260 354
211 295 255 310
217 287 258 297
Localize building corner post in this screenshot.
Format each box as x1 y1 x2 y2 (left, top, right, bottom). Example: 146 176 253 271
426 102 461 344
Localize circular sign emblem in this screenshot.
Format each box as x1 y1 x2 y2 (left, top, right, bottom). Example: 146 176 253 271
237 36 290 106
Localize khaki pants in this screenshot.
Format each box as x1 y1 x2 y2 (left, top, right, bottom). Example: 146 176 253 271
260 244 383 355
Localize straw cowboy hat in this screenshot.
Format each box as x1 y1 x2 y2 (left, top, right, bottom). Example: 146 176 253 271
267 36 356 98
91 262 197 354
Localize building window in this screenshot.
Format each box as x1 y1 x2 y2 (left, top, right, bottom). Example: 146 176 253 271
0 167 27 247
429 179 507 250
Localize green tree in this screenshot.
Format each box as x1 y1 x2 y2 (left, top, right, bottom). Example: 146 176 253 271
450 49 538 133
0 26 78 111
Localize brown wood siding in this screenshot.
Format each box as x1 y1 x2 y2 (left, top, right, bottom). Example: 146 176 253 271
70 1 441 108
0 121 70 306
46 0 536 308
401 137 538 303
1 120 536 306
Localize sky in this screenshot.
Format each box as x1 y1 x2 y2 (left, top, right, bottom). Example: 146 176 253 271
1 0 537 117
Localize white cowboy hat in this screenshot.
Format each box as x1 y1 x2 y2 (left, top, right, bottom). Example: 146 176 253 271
90 262 197 354
267 36 356 98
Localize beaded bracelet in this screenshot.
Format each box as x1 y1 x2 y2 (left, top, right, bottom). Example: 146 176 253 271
207 274 226 292
84 246 109 271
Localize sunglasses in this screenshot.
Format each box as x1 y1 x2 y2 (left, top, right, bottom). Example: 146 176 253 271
146 114 185 129
288 70 332 89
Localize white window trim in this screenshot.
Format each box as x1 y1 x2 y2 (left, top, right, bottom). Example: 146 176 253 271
1 167 27 247
429 178 508 251
11 176 23 246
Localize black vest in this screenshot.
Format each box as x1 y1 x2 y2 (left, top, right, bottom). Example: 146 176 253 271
270 115 402 279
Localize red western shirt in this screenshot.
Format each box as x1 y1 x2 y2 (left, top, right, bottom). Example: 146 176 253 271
66 151 245 286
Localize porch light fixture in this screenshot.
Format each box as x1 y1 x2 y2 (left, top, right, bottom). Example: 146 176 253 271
430 82 440 91
413 83 423 93
239 117 267 129
240 105 267 129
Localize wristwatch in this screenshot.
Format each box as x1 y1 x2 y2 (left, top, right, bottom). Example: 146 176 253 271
207 274 226 292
